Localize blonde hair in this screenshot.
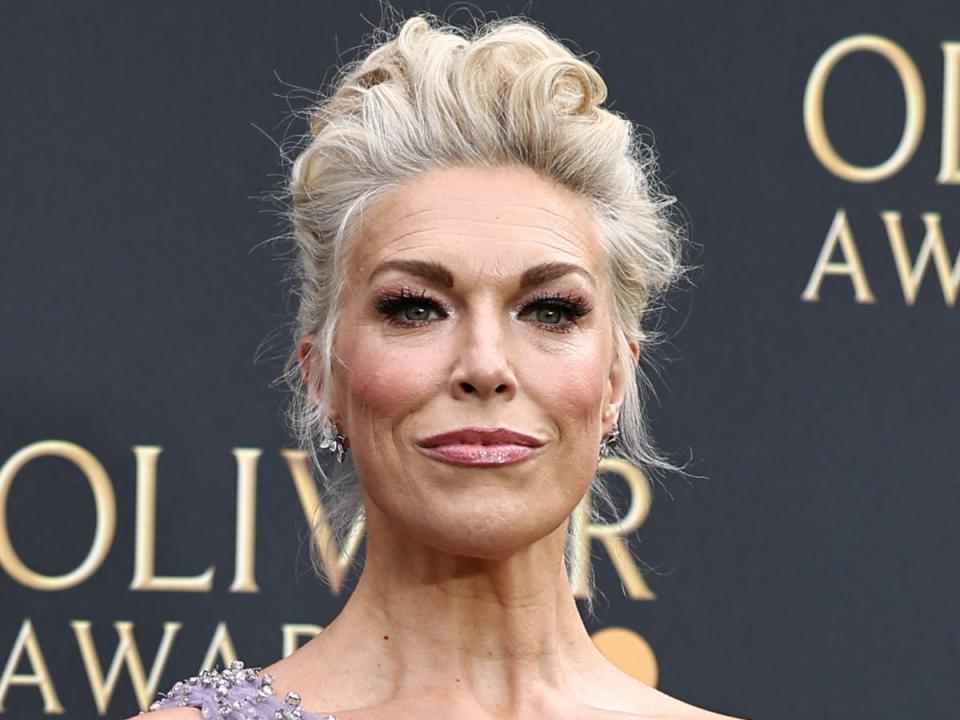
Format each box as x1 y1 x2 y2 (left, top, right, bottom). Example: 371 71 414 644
273 8 693 607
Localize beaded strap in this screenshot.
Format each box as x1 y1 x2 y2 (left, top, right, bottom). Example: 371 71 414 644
144 659 336 719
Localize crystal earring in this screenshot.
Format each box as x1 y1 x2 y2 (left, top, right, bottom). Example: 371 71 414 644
319 418 348 463
599 422 620 459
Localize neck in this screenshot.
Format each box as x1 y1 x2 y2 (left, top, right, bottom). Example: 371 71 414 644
311 499 606 715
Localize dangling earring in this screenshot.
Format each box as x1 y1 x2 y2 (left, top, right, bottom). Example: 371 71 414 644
599 422 620 459
319 418 348 463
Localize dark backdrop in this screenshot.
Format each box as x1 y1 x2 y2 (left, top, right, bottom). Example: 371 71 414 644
0 2 957 719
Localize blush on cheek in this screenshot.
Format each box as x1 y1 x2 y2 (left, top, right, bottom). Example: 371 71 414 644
534 353 610 423
340 343 441 421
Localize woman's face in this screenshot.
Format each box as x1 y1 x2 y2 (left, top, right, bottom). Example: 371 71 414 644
309 164 635 558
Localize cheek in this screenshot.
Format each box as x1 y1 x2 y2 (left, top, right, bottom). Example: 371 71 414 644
335 334 441 422
529 346 611 427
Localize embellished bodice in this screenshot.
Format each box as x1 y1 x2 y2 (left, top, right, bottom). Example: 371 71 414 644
145 660 335 719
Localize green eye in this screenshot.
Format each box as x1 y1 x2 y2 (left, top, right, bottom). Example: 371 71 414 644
535 306 564 324
402 304 432 322
375 290 447 328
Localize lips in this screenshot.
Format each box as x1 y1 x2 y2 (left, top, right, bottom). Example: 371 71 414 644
417 427 544 448
416 427 545 467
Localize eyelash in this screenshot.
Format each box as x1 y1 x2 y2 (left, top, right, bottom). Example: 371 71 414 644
373 287 593 334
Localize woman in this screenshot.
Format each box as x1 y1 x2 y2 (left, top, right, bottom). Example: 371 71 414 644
136 11 742 720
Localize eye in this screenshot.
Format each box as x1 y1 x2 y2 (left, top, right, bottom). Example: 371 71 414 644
533 304 566 325
401 305 432 322
375 288 447 328
519 292 593 333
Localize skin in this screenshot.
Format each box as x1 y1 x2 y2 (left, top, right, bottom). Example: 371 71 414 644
133 164 742 720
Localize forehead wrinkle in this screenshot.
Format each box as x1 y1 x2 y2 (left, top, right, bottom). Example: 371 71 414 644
495 201 598 243
353 226 441 268
359 196 604 281
376 226 444 248
384 216 593 253
417 226 589 257
517 235 592 261
387 200 594 238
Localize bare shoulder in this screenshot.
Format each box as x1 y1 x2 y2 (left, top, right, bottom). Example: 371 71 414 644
639 692 747 720
608 670 747 720
642 691 748 720
674 707 749 720
124 708 202 720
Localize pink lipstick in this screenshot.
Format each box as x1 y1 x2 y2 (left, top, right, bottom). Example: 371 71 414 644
416 427 544 467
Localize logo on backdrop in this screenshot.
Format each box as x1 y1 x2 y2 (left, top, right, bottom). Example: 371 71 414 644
802 34 959 304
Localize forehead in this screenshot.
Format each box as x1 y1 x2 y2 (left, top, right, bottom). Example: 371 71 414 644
348 164 604 285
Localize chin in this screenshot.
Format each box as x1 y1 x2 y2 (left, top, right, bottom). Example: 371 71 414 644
411 506 569 560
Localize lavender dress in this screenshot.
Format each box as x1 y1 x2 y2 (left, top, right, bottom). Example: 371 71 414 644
145 660 335 719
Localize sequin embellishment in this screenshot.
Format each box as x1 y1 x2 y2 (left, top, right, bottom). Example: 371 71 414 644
143 659 336 719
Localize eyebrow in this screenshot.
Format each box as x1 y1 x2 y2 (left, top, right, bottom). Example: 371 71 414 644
369 259 455 287
367 259 596 289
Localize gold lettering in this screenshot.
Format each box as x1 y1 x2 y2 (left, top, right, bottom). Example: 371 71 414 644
282 624 323 658
282 450 365 595
881 211 959 306
230 448 262 593
201 622 238 671
938 42 960 184
130 446 215 591
802 209 877 303
0 618 63 713
804 34 925 181
72 619 180 714
0 440 114 590
569 458 654 600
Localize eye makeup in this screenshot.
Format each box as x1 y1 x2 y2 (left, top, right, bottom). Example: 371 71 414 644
372 285 594 334
520 290 593 333
374 287 450 328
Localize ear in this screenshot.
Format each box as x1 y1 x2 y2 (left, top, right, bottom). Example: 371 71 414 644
602 338 639 436
298 332 347 431
297 333 323 407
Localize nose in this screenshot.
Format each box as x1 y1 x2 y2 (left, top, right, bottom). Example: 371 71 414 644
449 302 518 401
